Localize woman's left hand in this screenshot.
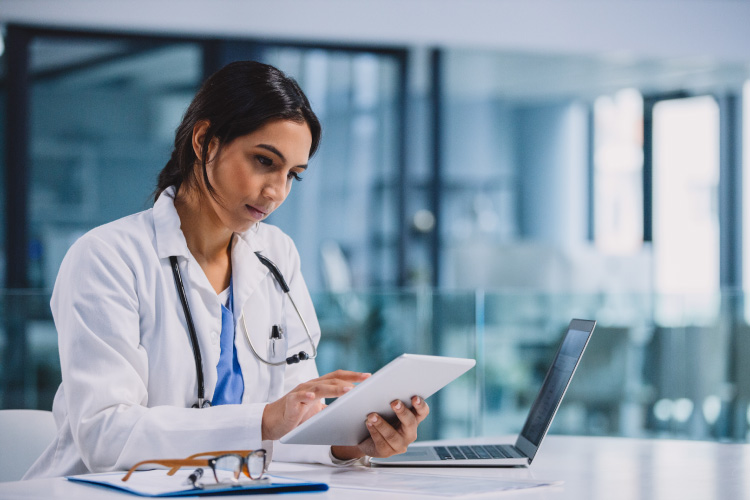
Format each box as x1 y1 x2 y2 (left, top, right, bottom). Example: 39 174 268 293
331 395 430 461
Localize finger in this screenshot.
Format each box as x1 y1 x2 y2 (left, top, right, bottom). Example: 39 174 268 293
279 391 319 427
368 413 410 454
391 399 418 434
319 369 372 382
301 381 356 399
285 392 327 419
411 396 430 423
287 391 318 407
365 414 398 455
283 381 357 421
296 376 360 395
298 400 326 424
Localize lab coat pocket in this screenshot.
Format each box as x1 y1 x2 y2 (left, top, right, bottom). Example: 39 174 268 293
266 335 288 401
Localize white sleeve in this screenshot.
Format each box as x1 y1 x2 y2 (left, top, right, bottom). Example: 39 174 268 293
53 235 265 473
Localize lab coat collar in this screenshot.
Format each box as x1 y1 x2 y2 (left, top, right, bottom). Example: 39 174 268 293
235 223 266 255
153 186 191 260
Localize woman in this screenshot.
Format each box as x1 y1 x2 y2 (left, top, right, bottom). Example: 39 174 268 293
25 61 428 479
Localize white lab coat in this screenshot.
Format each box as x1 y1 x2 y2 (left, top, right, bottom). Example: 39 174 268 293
25 187 336 479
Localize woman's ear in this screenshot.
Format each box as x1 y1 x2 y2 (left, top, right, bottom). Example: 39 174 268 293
191 120 218 163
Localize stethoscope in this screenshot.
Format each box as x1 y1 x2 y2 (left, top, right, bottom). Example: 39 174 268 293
169 251 317 408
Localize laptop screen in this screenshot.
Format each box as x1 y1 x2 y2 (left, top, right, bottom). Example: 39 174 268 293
516 320 595 458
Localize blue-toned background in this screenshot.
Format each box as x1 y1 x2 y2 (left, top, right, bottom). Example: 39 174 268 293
2 1 750 445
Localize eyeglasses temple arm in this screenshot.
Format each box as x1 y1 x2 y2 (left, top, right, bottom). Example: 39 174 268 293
123 459 209 481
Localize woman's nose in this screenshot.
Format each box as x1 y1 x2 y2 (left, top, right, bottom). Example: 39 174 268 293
263 173 288 201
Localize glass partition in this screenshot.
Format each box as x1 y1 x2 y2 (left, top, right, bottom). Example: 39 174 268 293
260 48 402 290
0 44 5 287
0 290 61 410
5 288 749 444
28 37 203 289
20 34 406 293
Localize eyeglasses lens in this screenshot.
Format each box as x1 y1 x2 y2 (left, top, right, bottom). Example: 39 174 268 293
213 455 243 482
247 451 266 480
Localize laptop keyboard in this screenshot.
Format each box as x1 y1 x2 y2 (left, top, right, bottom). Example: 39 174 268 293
433 444 523 461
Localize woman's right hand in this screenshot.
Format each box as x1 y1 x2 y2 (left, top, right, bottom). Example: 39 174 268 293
261 370 370 441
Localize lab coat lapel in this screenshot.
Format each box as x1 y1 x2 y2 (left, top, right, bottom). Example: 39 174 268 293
231 226 268 316
153 187 222 401
233 227 279 402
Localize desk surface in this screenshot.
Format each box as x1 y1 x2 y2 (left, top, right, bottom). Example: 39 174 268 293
2 435 749 499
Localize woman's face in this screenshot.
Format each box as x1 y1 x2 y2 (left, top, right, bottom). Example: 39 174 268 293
202 119 312 233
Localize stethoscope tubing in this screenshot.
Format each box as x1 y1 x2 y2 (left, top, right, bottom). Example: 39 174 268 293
239 288 318 366
170 251 316 408
169 256 207 408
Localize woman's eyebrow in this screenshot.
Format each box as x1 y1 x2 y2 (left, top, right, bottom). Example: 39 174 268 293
257 144 308 169
257 144 286 162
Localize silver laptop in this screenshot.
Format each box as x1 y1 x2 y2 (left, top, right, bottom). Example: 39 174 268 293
370 318 596 467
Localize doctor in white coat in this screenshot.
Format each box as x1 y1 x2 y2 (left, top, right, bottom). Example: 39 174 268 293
25 60 429 479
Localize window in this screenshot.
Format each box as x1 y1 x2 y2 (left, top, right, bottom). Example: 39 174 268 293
261 48 402 289
652 96 720 324
29 37 203 288
593 89 644 254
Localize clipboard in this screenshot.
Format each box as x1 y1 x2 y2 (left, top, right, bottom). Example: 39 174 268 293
67 469 328 497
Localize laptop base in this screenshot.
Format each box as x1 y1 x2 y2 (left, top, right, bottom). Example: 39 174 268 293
370 443 529 467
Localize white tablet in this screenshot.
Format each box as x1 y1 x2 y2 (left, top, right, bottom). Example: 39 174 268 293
279 354 476 446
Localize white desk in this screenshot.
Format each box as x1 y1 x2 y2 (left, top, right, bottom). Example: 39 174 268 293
2 436 749 499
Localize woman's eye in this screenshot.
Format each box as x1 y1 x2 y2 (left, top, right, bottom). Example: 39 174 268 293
288 171 303 182
256 155 273 167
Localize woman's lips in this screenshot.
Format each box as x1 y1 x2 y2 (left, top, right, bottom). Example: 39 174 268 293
246 205 267 220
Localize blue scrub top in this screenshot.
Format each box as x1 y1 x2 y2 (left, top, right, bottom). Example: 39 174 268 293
212 279 245 405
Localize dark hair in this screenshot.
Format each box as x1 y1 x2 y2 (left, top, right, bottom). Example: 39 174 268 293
154 60 322 202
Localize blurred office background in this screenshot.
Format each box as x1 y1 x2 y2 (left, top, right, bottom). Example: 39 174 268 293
2 1 750 444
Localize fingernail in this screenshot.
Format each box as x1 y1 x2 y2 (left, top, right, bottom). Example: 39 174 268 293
394 401 402 410
343 386 352 392
366 421 373 428
369 415 378 423
415 396 422 405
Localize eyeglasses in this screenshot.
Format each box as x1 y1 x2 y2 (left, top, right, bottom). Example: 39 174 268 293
122 449 267 486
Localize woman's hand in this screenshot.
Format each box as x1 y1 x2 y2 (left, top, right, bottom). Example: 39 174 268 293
262 370 370 441
331 395 430 461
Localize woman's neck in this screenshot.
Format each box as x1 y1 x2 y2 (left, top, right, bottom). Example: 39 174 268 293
174 185 233 293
